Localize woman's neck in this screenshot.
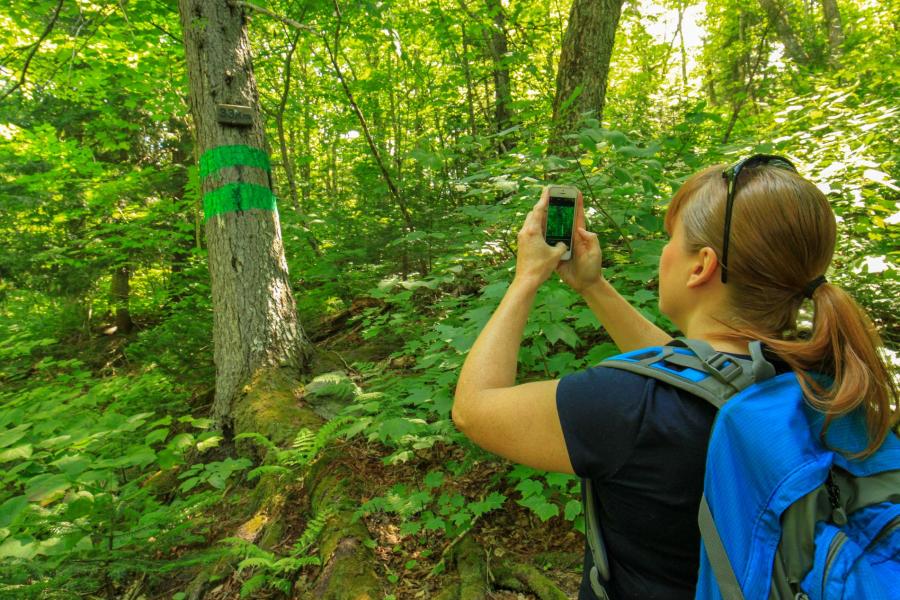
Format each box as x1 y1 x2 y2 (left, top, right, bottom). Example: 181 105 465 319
680 314 752 355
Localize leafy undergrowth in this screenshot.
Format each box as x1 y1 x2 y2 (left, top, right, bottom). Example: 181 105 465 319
340 439 583 598
201 438 585 599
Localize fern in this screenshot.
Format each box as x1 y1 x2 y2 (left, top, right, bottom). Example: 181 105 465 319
246 465 292 481
240 573 268 598
289 428 316 459
282 416 354 467
237 557 275 570
234 432 279 454
293 505 335 555
225 504 331 597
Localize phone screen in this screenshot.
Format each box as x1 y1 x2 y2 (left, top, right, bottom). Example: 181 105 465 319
546 195 575 246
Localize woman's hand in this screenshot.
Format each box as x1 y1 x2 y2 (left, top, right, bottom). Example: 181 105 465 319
514 187 568 290
556 192 604 294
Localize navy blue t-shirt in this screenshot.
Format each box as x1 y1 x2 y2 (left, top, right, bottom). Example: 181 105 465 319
556 365 718 600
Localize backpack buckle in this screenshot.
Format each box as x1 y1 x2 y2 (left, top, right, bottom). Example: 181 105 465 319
703 352 743 384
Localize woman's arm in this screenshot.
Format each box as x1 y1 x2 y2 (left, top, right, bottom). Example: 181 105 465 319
452 189 574 474
580 278 672 352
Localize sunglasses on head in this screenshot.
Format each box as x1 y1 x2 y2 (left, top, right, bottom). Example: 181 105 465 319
720 154 798 283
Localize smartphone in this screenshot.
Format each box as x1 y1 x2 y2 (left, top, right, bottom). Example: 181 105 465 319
545 185 578 260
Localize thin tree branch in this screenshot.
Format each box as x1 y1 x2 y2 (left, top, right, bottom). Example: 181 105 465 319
226 0 317 34
722 23 771 144
0 0 65 102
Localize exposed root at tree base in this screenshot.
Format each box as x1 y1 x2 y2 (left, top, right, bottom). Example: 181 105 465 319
491 559 569 600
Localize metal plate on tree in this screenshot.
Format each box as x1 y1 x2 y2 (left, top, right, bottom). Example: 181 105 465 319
216 104 253 126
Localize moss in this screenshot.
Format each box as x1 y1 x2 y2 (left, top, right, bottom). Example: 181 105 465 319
305 459 381 599
492 559 568 600
231 367 322 457
434 583 460 600
456 535 488 600
315 538 381 600
257 517 284 550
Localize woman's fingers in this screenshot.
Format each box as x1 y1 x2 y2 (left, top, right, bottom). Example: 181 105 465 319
575 191 586 231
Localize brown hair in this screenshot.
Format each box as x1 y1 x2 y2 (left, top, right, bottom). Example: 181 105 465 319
665 164 898 457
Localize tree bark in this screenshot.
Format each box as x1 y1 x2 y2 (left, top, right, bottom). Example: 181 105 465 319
820 0 844 68
485 0 512 148
722 26 770 144
110 265 134 334
677 3 688 93
178 0 309 432
549 0 625 156
758 0 811 66
274 31 301 212
297 65 312 209
461 22 478 138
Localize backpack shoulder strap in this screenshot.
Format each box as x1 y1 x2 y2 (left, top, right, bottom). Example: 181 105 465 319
599 337 776 408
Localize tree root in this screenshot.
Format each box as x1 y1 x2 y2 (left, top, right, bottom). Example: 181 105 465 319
491 558 569 600
429 533 490 600
456 535 489 600
182 366 381 599
433 534 570 600
306 447 381 599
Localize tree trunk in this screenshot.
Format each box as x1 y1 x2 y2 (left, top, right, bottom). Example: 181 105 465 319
178 0 309 432
758 0 811 66
485 0 512 148
274 31 301 212
722 26 770 144
549 0 625 156
110 265 134 334
677 3 688 93
461 22 478 138
820 0 844 68
167 119 197 307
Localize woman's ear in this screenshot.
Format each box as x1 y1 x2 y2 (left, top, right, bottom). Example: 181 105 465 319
686 247 720 288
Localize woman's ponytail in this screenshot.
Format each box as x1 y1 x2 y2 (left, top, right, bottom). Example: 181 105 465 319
766 282 898 458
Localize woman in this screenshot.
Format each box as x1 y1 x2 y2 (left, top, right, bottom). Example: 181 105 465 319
452 156 897 600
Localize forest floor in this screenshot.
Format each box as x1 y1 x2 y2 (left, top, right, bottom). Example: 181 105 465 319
98 309 586 599
282 314 584 599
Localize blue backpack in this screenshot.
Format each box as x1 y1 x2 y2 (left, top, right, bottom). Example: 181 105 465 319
582 338 900 600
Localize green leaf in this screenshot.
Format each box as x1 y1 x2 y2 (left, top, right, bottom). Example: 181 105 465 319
544 472 575 489
0 536 38 559
240 573 268 598
0 496 29 528
25 473 71 505
179 477 200 493
584 343 618 365
399 520 422 536
423 514 446 532
469 492 506 517
543 322 579 349
50 454 91 478
546 352 576 376
247 465 291 481
0 444 32 463
196 435 222 452
515 479 544 498
564 499 583 521
517 495 559 522
423 470 444 489
378 417 419 441
0 425 30 449
145 428 169 446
